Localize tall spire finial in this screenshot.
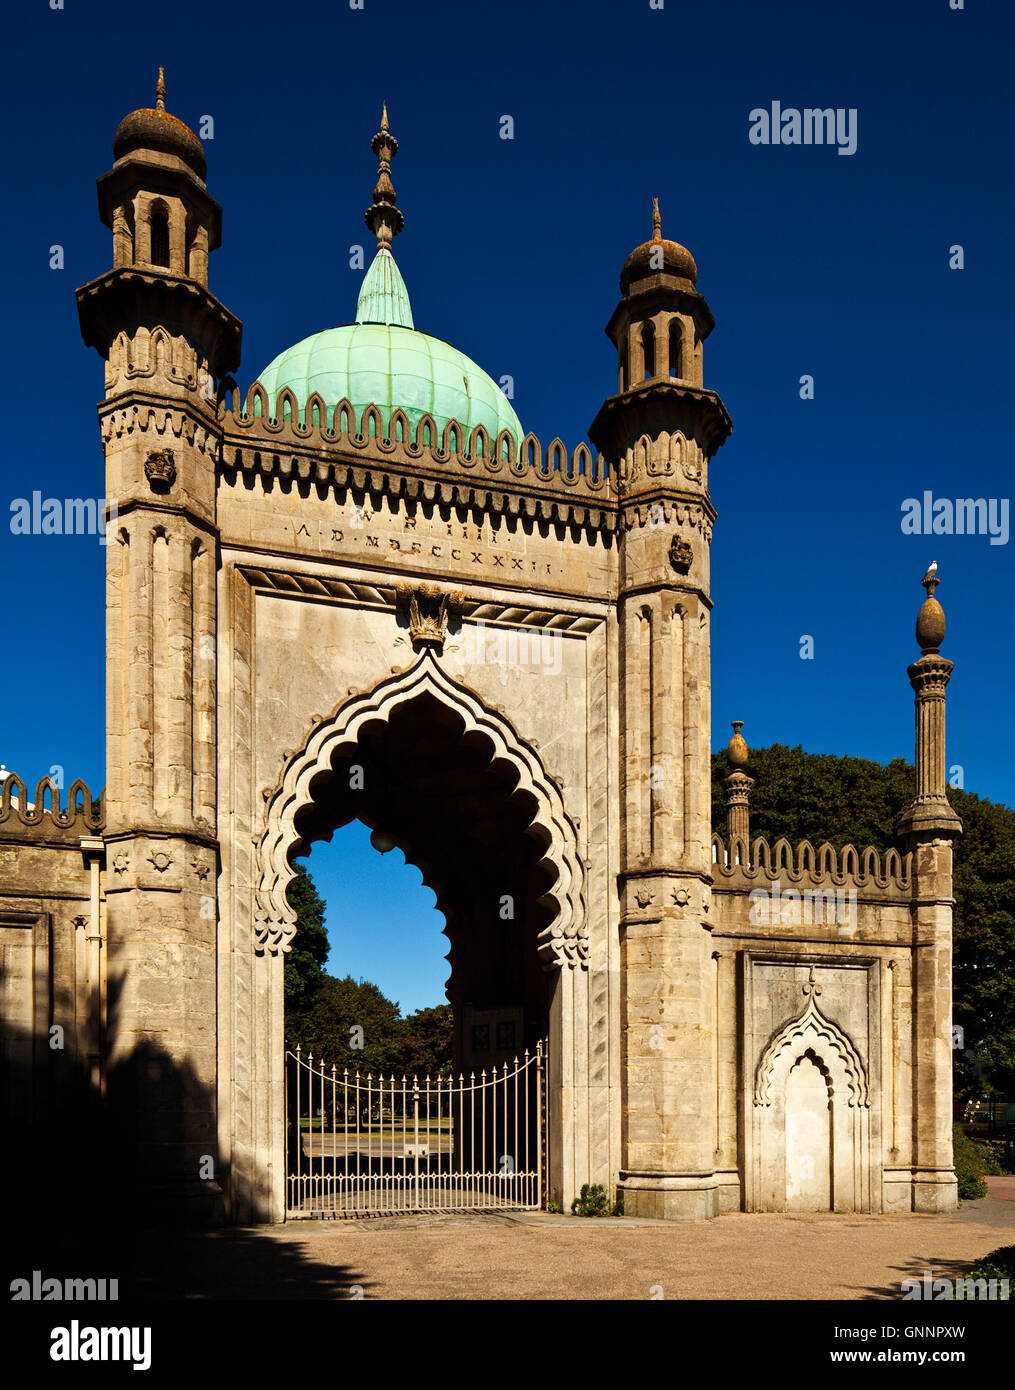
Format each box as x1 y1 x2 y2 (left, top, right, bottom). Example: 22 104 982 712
156 66 166 112
652 196 661 239
364 105 404 254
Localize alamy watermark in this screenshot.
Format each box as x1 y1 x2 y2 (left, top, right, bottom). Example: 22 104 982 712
901 491 1008 546
10 492 117 545
748 878 857 933
446 619 563 677
749 102 857 156
901 1270 1009 1301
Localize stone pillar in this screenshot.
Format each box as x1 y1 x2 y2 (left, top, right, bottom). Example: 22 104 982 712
617 580 716 1219
896 568 961 1213
100 421 222 1223
590 203 732 1219
76 83 240 1222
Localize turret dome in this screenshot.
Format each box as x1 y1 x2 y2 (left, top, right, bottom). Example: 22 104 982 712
620 197 697 292
112 67 206 180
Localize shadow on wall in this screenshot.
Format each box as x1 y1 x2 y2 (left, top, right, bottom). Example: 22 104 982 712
0 968 367 1300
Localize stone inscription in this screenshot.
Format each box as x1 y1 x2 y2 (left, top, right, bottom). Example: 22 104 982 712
287 499 567 578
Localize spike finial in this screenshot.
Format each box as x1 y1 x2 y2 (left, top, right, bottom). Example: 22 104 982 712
156 66 166 112
652 196 661 239
365 105 404 253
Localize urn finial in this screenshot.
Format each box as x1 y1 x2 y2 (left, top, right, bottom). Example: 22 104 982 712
727 720 748 770
915 562 946 653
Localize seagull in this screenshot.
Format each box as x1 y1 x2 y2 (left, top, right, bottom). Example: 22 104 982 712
922 560 937 583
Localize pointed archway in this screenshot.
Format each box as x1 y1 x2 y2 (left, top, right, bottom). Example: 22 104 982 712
253 650 589 1214
750 970 872 1213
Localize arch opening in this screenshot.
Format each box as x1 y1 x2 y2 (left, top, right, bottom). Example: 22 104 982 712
149 202 170 269
285 689 558 1067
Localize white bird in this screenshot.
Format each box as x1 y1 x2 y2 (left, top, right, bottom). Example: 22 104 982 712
922 560 937 583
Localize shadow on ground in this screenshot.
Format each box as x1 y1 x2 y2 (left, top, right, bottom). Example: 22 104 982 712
1 1000 368 1301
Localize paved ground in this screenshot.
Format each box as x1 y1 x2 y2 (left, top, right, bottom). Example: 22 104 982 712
985 1174 1015 1202
115 1191 1014 1300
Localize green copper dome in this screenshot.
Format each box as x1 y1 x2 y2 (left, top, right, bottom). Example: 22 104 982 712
253 248 523 445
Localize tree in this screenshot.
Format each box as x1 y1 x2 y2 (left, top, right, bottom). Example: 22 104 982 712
398 1005 455 1077
283 862 329 1035
289 973 405 1077
712 744 1015 1098
950 790 1015 1098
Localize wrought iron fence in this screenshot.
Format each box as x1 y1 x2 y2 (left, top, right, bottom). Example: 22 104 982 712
285 1041 545 1217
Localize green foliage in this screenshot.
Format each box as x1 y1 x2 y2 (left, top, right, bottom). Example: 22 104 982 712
283 863 330 1023
712 745 1015 1098
967 1245 1015 1292
397 1005 455 1077
611 1192 624 1217
570 1183 611 1217
292 973 405 1076
953 1125 1003 1199
545 1199 561 1214
710 744 915 855
950 790 1015 1098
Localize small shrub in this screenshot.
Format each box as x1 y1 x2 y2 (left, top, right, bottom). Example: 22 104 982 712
571 1183 610 1217
967 1244 1015 1294
954 1124 1002 1199
612 1192 624 1217
545 1199 560 1214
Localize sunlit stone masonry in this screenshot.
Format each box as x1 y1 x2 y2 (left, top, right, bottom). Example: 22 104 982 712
0 73 961 1223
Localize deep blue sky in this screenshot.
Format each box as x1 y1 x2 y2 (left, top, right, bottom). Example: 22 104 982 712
2 0 1012 1010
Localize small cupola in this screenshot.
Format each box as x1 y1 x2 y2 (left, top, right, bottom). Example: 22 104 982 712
95 67 221 286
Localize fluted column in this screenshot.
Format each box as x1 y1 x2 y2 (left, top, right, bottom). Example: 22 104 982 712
896 567 961 1213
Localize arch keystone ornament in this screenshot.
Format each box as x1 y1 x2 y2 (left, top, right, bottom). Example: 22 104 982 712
394 581 464 652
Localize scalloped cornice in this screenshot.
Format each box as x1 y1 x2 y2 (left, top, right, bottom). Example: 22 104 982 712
220 389 616 532
712 832 912 894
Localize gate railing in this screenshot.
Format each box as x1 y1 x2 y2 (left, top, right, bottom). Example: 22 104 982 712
285 1041 545 1217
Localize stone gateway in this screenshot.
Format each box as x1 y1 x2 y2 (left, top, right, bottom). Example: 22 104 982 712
0 76 960 1223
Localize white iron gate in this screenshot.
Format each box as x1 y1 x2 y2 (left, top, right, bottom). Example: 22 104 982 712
285 1042 545 1217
